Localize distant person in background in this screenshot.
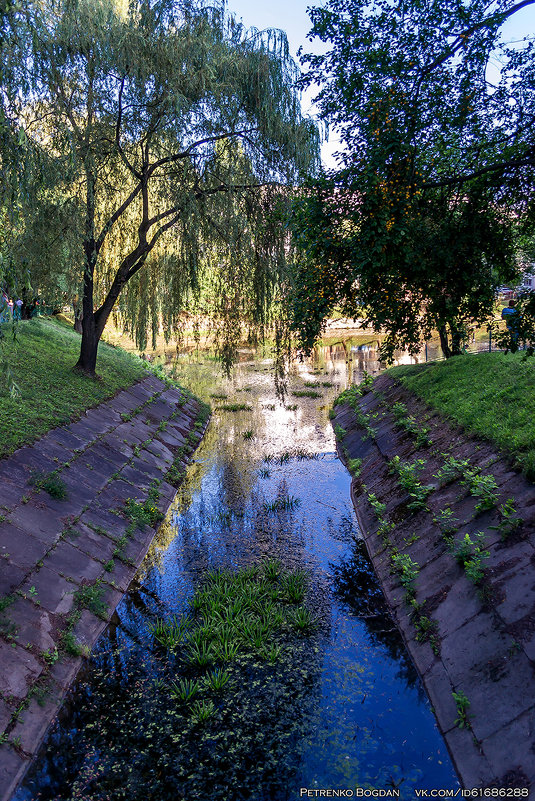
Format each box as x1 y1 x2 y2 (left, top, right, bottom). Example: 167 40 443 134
502 299 520 344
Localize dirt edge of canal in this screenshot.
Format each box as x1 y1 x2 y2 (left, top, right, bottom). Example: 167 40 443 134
332 373 535 792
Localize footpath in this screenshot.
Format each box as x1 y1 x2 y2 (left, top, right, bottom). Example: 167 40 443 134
333 374 535 792
0 374 209 799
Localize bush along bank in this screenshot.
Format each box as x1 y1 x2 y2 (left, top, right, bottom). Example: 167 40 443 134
331 373 535 791
0 374 210 801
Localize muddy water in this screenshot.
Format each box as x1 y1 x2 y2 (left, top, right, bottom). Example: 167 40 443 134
14 344 458 800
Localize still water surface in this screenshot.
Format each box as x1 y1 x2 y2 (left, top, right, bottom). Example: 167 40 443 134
14 341 459 799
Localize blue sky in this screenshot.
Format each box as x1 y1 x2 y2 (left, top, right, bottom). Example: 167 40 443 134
228 0 535 169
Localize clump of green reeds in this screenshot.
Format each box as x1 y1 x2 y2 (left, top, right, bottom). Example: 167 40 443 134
262 496 301 513
159 559 317 722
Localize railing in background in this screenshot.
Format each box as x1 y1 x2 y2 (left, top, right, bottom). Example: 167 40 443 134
422 329 499 363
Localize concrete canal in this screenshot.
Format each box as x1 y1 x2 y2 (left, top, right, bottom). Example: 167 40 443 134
13 342 459 799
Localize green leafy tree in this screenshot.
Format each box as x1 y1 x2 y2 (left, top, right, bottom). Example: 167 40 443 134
291 0 533 358
11 0 319 375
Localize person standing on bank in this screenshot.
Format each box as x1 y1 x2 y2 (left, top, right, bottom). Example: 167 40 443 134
502 299 520 345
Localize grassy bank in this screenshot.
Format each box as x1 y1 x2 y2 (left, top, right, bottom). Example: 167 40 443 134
390 352 535 479
0 317 147 457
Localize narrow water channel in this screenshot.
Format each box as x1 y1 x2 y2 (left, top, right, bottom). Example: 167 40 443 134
14 343 459 799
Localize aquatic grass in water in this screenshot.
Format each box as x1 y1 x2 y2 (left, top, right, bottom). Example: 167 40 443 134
292 389 321 398
289 606 317 633
170 677 200 702
150 616 190 650
190 698 215 724
203 667 230 693
264 558 281 581
281 569 308 603
154 562 316 669
216 402 253 412
262 495 301 513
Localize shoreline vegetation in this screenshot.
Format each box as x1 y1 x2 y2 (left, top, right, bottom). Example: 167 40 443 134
0 317 150 458
390 352 535 480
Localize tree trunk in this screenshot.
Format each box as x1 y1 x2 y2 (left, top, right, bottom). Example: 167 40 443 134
75 311 99 376
73 297 83 333
74 238 99 376
438 325 452 359
19 288 37 320
450 324 463 356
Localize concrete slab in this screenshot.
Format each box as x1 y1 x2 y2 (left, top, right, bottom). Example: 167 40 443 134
60 463 109 494
119 465 154 490
78 506 130 540
43 541 103 584
432 576 482 639
440 613 509 684
143 400 174 423
84 407 122 434
103 560 136 593
0 481 28 511
72 608 107 648
10 503 64 548
97 480 145 510
0 562 25 596
129 457 165 482
0 746 29 801
8 597 56 652
134 448 170 472
493 565 535 625
0 640 42 699
157 429 187 449
0 524 45 571
423 662 458 734
89 442 130 470
462 650 535 742
112 422 145 446
79 448 123 479
145 440 173 464
47 428 87 452
0 698 14 734
19 567 75 616
49 654 83 692
10 695 62 756
64 523 117 564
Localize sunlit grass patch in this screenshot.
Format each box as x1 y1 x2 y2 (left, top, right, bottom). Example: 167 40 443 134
0 317 146 456
390 352 535 479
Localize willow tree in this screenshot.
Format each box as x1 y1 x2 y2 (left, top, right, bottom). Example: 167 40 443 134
17 0 319 375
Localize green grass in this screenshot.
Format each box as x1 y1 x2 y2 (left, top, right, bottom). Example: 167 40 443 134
390 352 535 479
0 317 146 457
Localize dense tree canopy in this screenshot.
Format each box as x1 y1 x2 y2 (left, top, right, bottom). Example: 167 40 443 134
291 0 534 358
1 0 319 374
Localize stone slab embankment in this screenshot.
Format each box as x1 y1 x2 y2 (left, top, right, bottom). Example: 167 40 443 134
333 374 535 792
0 374 210 800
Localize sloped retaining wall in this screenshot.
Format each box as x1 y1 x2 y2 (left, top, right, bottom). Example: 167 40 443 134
0 374 210 799
333 374 535 792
